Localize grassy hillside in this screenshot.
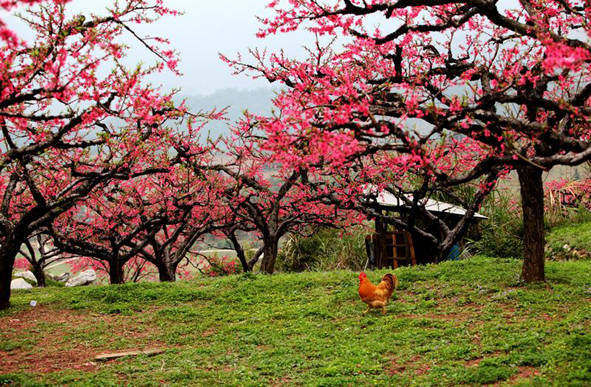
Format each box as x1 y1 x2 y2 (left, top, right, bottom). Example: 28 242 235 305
546 221 591 260
1 257 590 386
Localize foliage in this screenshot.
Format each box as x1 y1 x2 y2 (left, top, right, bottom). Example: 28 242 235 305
472 178 591 259
277 227 368 272
12 258 31 271
193 254 239 278
472 188 524 259
1 257 590 385
54 160 226 284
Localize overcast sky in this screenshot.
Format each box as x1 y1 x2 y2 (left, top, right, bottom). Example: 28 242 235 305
4 0 529 97
5 0 313 96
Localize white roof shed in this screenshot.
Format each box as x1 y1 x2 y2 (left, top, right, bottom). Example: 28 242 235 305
365 188 488 220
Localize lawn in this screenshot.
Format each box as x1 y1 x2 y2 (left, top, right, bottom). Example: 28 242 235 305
1 257 590 386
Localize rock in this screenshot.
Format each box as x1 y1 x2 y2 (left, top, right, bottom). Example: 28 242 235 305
65 270 97 287
48 272 71 283
11 278 33 290
14 270 38 284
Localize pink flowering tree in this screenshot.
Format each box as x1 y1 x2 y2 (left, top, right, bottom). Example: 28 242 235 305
51 128 227 284
188 122 362 274
50 171 174 285
133 164 230 282
227 0 591 282
0 0 185 308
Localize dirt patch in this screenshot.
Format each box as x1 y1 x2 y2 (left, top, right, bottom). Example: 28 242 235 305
201 329 216 337
395 312 474 323
464 351 504 368
465 357 482 367
491 366 541 386
270 376 293 386
387 355 430 376
472 332 482 346
511 366 540 379
0 306 164 374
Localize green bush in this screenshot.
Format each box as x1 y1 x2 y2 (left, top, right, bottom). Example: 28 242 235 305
277 227 368 272
472 189 524 258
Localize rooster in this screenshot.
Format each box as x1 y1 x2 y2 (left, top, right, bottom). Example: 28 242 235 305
358 272 398 315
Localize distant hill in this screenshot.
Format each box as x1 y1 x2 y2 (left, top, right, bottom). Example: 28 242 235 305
181 87 278 139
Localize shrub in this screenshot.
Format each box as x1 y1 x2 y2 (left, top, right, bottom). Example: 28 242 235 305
277 226 368 272
192 254 239 277
13 257 31 271
469 175 591 259
544 178 591 228
472 188 524 258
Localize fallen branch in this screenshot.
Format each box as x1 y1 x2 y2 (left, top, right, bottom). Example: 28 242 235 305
95 348 165 361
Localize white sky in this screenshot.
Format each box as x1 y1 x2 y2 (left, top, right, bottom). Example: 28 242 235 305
3 0 531 97
4 0 313 95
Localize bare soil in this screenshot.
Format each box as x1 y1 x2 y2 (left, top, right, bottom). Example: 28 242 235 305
0 306 164 374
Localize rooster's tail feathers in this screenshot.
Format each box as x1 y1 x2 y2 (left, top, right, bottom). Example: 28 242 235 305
382 273 398 291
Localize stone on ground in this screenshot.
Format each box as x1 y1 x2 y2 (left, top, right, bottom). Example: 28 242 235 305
65 270 97 287
14 271 38 284
11 278 33 290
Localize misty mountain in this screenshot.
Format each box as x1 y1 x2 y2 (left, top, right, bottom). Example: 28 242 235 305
179 87 436 140
181 87 278 139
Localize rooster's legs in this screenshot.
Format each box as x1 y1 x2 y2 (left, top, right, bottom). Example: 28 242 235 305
362 306 371 316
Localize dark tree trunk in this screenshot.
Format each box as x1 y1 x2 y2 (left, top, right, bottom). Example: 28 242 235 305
157 262 177 282
109 261 125 284
0 241 21 310
517 165 546 283
228 230 264 273
237 254 250 273
260 240 279 274
228 231 251 273
234 243 251 273
32 263 46 288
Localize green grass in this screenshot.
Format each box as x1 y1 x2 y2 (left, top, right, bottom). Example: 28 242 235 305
1 257 590 386
546 221 591 260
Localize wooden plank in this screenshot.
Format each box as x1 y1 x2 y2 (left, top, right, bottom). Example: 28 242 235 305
95 348 165 361
390 233 398 269
407 231 417 266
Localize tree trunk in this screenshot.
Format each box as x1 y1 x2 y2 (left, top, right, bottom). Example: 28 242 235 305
517 165 546 283
157 262 177 282
0 241 21 310
236 252 251 273
228 231 251 273
32 263 46 288
109 261 125 284
260 240 279 274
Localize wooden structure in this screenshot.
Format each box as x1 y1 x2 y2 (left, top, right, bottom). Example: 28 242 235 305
364 188 487 269
366 228 416 269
